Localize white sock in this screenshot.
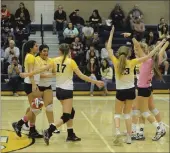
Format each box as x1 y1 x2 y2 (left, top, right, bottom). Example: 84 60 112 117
115 128 120 135
152 121 161 132
132 123 137 133
158 121 164 129
164 71 167 75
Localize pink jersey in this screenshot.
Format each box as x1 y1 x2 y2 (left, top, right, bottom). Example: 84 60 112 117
137 58 154 88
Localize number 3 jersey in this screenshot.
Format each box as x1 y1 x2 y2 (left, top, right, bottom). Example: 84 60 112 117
137 58 154 88
53 56 78 90
111 56 139 90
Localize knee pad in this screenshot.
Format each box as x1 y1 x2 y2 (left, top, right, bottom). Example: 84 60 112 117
151 108 159 116
132 110 140 116
31 108 42 116
124 114 131 119
141 112 150 118
46 104 53 112
61 113 71 123
114 114 121 119
70 108 75 119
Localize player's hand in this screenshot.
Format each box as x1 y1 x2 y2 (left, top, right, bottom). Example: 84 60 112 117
121 32 131 38
20 72 32 78
96 81 104 88
111 25 115 33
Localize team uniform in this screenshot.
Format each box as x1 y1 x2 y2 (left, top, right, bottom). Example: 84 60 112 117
53 56 78 100
111 56 139 101
36 56 54 91
137 58 154 97
24 53 40 95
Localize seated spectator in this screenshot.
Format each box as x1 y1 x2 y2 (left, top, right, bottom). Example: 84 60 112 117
100 59 113 95
91 32 100 49
3 33 15 49
109 3 125 30
128 4 143 30
7 56 22 96
69 9 85 36
89 9 102 32
63 22 79 44
160 52 169 75
1 5 10 20
53 5 67 34
145 30 158 46
86 45 99 62
158 24 169 40
4 40 20 73
157 18 168 33
132 17 145 41
82 21 94 38
71 37 84 65
86 57 100 96
15 2 31 33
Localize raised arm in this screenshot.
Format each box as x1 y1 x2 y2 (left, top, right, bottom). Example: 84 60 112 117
137 39 166 63
106 26 115 59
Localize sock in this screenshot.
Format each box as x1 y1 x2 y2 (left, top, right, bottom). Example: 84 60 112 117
115 128 120 135
164 71 167 75
67 128 74 137
132 123 137 133
152 121 161 132
17 119 25 126
48 124 56 136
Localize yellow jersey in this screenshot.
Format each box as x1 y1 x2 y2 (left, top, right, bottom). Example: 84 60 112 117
111 56 139 89
24 53 40 84
36 56 54 87
53 56 78 90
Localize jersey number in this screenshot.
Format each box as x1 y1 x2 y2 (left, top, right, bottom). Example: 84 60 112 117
122 68 130 75
56 64 66 73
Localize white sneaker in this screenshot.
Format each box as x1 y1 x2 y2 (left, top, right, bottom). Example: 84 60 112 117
126 135 132 144
22 124 30 131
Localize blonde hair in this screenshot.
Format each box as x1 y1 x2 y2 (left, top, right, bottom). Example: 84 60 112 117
139 42 148 54
117 46 129 77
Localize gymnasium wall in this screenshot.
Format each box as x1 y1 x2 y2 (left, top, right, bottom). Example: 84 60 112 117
2 0 170 24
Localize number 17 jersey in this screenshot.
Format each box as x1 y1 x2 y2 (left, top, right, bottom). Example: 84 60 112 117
53 56 78 90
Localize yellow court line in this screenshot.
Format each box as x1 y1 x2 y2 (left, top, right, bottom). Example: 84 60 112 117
81 111 115 153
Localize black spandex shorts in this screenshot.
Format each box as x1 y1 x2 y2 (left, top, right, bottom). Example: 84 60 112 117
56 88 73 100
38 85 52 92
137 86 153 97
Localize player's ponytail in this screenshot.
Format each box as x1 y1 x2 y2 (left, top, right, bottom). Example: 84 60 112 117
59 43 70 65
152 52 162 80
117 46 129 77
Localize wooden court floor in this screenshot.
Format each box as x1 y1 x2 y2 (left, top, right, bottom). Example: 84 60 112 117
0 95 169 152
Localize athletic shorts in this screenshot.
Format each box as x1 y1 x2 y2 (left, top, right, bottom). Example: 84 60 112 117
38 85 52 92
24 83 38 95
116 87 136 101
137 87 153 97
56 88 73 100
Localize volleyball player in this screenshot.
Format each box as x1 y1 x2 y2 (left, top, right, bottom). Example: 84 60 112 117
122 32 168 141
20 43 104 145
106 26 166 145
12 40 43 138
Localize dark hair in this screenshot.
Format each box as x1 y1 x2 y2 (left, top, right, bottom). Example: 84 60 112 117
20 2 25 7
93 9 100 17
67 22 74 30
59 43 70 65
101 59 109 71
160 17 164 21
23 40 36 54
161 25 168 34
39 44 49 52
12 56 18 61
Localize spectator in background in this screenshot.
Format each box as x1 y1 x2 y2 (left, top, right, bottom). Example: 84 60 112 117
158 25 169 40
15 2 31 33
8 56 22 96
86 57 100 96
145 30 158 46
86 45 99 62
132 17 145 41
71 37 84 65
128 4 143 30
157 18 168 33
89 9 102 32
4 40 20 73
160 52 169 75
63 22 79 44
53 5 67 34
109 3 125 30
91 32 100 49
69 9 85 36
100 59 113 96
1 5 10 20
